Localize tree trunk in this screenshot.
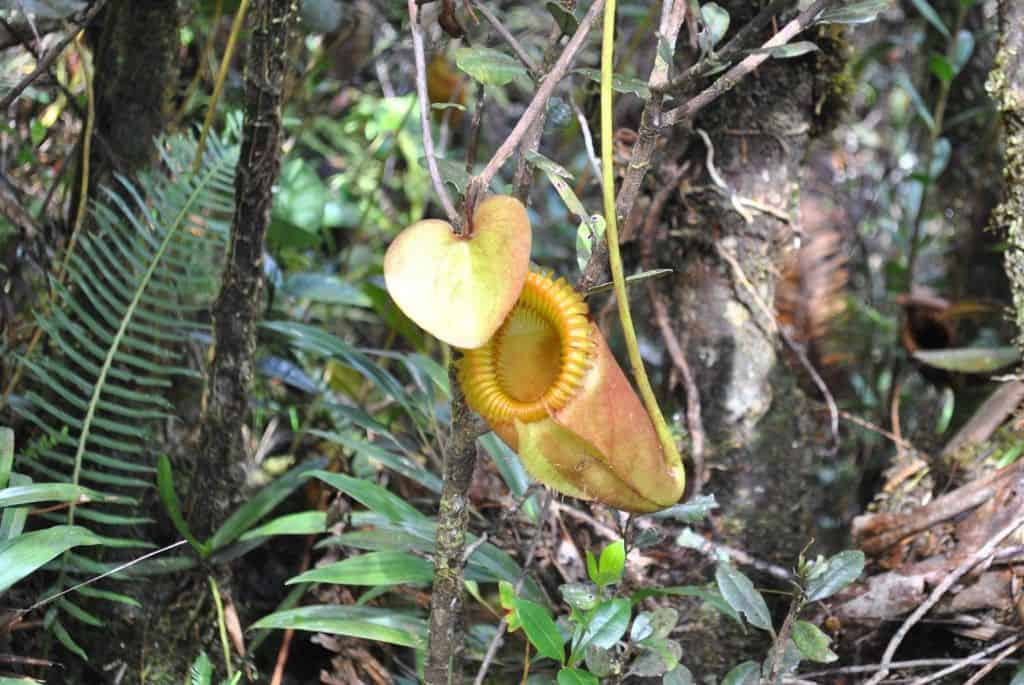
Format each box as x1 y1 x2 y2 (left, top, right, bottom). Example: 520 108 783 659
190 0 296 541
993 0 1024 341
645 12 844 674
73 0 178 220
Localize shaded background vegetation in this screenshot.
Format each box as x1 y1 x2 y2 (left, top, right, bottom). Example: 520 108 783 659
1 0 1023 683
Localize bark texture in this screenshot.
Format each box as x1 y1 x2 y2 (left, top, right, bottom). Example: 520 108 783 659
424 378 481 685
75 0 178 217
991 0 1024 344
191 0 295 540
645 12 843 676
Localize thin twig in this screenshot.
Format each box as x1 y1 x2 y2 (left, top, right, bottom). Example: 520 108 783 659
905 635 1022 685
800 642 1021 680
571 97 603 186
193 0 251 173
960 641 1022 685
682 528 794 582
579 0 686 291
470 0 538 75
408 0 460 225
0 0 110 112
767 597 801 681
471 0 605 202
657 0 791 95
662 0 832 126
465 85 486 173
837 408 922 456
864 511 1024 685
16 540 189 619
511 25 562 202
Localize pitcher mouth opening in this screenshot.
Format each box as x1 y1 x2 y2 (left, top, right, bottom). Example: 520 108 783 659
459 272 594 424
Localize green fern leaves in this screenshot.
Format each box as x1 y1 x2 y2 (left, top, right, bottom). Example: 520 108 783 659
4 128 239 651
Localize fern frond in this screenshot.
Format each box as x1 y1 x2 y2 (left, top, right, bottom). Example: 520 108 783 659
10 128 239 614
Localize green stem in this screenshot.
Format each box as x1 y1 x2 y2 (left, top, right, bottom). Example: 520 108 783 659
208 575 235 680
193 0 250 173
600 0 685 493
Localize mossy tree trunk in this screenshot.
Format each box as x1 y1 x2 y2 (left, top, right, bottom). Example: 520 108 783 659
72 0 179 221
642 7 842 674
190 0 296 542
992 0 1024 344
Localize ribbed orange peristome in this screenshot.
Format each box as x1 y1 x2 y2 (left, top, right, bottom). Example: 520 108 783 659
459 272 593 424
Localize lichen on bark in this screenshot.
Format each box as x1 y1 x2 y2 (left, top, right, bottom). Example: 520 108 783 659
988 0 1024 349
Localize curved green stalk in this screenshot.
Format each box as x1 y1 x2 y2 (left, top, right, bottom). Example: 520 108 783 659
193 0 250 173
600 0 685 492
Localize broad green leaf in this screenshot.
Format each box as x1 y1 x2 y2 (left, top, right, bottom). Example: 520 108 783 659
239 511 327 540
313 470 426 523
645 608 679 640
721 661 761 685
792 620 838 663
951 29 974 75
929 54 953 83
700 3 730 47
288 551 432 586
596 540 626 586
524 150 572 179
560 583 599 612
575 69 650 98
207 458 323 551
805 550 865 601
251 605 426 648
1010 663 1024 685
546 1 579 34
909 0 950 38
715 564 773 633
586 550 600 585
817 0 888 24
480 432 532 499
768 42 820 59
417 156 472 195
913 346 1020 374
630 638 682 677
0 525 106 593
512 598 565 665
652 494 718 522
0 482 124 508
0 427 12 489
631 611 655 641
0 473 31 540
157 454 205 555
663 665 695 685
455 46 528 87
575 598 631 655
557 669 598 685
